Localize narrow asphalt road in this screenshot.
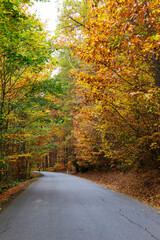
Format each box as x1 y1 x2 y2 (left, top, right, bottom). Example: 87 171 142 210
0 172 160 240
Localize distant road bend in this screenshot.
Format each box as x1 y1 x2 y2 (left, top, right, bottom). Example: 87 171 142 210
0 172 160 240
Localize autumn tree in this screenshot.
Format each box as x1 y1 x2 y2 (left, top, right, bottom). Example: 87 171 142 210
56 0 160 171
0 0 56 183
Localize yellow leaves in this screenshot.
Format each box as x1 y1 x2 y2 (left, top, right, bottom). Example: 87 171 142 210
4 153 32 161
151 34 160 41
0 159 6 164
23 133 31 138
125 159 133 166
53 0 160 171
150 142 159 150
144 93 153 100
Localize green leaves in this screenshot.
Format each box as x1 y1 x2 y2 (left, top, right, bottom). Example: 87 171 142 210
0 0 58 183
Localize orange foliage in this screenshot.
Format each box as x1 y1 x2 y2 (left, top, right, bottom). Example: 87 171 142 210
68 0 160 170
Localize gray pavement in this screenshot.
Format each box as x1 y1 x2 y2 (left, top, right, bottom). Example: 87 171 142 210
0 172 160 240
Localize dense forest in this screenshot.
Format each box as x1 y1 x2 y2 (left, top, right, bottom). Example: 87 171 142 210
0 0 159 187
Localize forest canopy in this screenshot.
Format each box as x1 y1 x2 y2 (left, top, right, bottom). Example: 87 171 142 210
0 0 159 186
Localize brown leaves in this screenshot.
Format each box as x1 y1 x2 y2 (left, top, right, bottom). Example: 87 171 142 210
0 180 30 210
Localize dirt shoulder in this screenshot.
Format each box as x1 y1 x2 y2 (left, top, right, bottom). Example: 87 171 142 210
0 172 42 212
75 170 160 209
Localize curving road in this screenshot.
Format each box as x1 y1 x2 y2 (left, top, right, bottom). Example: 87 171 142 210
0 172 160 240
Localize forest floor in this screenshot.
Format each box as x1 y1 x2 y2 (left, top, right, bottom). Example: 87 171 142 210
74 170 160 210
0 172 42 212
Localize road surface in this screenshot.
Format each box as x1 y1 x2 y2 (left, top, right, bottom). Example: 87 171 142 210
0 172 160 240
